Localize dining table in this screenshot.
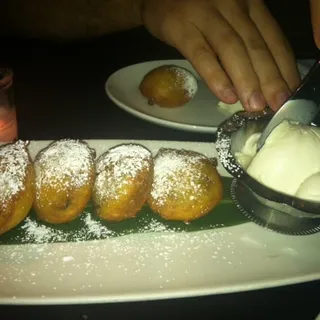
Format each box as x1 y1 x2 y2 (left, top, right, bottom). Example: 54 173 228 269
0 1 320 319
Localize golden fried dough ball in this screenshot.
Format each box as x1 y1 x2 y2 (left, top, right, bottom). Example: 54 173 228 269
139 64 198 108
0 140 35 235
93 144 153 222
33 139 96 224
148 148 223 222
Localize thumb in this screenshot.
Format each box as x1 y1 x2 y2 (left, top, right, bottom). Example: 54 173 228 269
310 0 320 48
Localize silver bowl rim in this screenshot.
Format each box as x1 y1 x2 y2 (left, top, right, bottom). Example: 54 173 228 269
215 109 320 216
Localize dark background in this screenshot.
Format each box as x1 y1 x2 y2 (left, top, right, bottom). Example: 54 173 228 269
0 0 319 319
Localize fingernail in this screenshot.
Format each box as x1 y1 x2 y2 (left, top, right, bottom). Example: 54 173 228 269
275 91 290 109
222 87 237 101
249 92 265 111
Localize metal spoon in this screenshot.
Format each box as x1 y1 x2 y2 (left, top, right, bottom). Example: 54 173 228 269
256 59 320 151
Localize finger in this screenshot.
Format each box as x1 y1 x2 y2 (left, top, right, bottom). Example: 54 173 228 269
310 0 320 48
171 24 238 104
250 0 301 98
202 11 266 112
218 0 292 111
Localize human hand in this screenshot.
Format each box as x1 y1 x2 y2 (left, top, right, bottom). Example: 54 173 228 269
141 0 301 112
311 0 320 48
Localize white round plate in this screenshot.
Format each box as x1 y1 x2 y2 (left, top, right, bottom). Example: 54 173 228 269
105 59 311 134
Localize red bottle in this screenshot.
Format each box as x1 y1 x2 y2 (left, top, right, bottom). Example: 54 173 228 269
0 68 18 142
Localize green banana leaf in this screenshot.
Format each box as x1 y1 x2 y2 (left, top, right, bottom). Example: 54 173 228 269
0 177 249 245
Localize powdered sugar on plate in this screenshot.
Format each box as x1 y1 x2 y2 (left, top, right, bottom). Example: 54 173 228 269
13 211 116 244
8 211 184 245
0 140 30 209
0 227 237 300
20 217 67 243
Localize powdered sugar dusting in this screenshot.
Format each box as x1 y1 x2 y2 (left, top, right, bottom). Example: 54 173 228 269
14 211 116 244
150 148 210 206
169 66 198 97
20 217 66 243
34 139 95 198
215 132 233 169
0 226 238 303
8 211 185 244
0 228 237 299
83 213 114 238
94 144 152 201
0 140 30 208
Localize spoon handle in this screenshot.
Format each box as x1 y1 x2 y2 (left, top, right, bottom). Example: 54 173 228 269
256 59 320 151
293 59 320 105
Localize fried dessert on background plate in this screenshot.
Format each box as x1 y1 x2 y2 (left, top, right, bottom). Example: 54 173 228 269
0 140 35 235
139 65 198 108
93 144 153 222
33 139 96 224
148 148 223 222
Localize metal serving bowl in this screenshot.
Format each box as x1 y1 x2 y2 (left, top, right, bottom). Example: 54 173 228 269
215 109 320 235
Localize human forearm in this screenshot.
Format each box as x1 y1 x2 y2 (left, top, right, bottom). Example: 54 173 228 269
1 0 143 40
